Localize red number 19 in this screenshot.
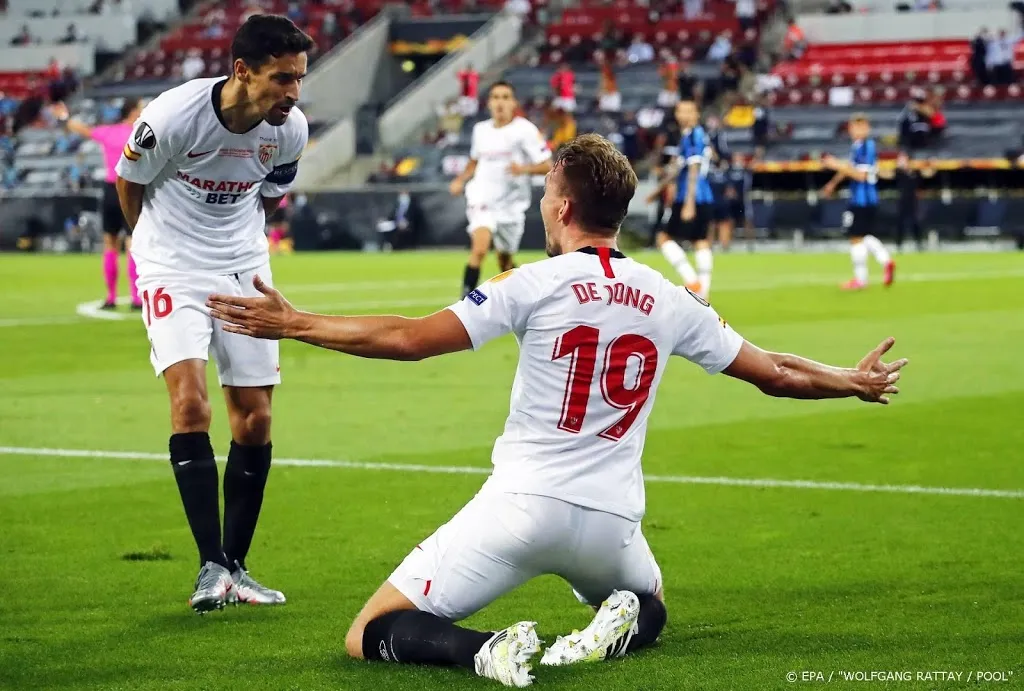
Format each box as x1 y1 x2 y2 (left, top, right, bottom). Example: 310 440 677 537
552 325 658 441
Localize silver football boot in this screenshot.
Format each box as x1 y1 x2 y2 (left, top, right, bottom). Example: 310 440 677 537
227 560 286 605
189 561 234 614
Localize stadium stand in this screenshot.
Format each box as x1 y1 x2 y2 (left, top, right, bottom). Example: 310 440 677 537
366 0 1024 185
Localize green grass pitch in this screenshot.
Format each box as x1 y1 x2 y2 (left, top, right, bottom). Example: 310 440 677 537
1 250 1023 690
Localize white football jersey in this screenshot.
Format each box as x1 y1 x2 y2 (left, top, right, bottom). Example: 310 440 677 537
115 77 308 274
466 116 550 213
447 248 744 521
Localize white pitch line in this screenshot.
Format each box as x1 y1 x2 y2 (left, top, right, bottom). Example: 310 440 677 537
4 265 1022 329
1 446 1021 499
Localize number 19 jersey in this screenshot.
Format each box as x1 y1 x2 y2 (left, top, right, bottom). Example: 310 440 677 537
447 247 744 521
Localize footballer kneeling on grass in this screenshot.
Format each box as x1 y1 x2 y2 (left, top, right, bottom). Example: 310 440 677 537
209 135 907 686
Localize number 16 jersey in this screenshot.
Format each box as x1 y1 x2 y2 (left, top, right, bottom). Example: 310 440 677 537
446 247 744 522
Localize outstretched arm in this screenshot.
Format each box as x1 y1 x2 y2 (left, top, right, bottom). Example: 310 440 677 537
723 338 907 404
207 276 473 361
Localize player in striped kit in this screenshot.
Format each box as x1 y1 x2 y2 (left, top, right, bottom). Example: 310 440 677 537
822 114 896 290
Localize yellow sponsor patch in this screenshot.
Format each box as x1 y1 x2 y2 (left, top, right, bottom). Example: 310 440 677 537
488 269 514 283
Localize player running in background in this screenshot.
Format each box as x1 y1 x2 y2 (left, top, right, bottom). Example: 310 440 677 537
448 81 552 298
724 151 754 251
54 98 145 310
114 14 311 614
208 134 907 688
647 98 715 298
822 114 896 290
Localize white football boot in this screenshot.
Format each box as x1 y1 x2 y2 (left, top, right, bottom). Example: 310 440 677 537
227 560 286 605
540 590 640 666
188 561 234 614
473 621 542 687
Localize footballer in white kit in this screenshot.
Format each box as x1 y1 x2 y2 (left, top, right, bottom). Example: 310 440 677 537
209 134 907 687
449 81 552 298
115 14 313 615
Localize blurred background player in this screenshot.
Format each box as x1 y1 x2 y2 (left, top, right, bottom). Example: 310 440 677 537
647 98 714 298
879 152 935 252
54 98 145 310
822 114 896 290
708 158 731 249
448 82 552 297
725 151 754 251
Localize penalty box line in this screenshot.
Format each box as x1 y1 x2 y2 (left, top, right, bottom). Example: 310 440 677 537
0 446 1022 500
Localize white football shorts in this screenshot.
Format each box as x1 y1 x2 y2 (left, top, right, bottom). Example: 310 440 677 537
466 202 526 254
388 484 663 621
136 261 280 388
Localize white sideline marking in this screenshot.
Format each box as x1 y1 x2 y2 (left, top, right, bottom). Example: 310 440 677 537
2 266 1022 329
1 446 1021 499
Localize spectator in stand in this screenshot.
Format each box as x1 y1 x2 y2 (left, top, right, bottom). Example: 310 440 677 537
287 1 306 24
783 18 807 61
599 20 629 53
658 55 681 108
617 111 640 163
550 62 576 112
987 27 1022 85
898 90 933 151
677 60 701 104
181 48 206 80
11 25 33 46
548 107 576 151
597 61 621 113
457 63 480 116
322 12 341 42
60 23 83 44
627 33 655 63
925 90 946 142
684 0 704 20
736 37 758 69
707 32 733 62
734 0 757 33
972 28 990 84
437 98 464 147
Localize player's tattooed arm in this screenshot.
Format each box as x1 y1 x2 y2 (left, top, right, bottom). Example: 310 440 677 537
115 177 145 230
723 338 907 405
207 276 473 361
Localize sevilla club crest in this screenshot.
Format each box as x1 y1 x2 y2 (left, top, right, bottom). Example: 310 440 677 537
258 142 277 165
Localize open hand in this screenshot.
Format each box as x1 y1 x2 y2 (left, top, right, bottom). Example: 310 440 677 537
207 276 297 340
854 337 908 404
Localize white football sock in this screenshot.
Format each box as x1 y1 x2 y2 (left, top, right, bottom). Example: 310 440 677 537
863 234 892 266
850 241 869 284
695 246 713 297
659 240 699 285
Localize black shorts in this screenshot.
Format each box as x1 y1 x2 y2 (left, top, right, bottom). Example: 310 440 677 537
712 203 731 222
846 205 876 238
666 202 712 242
102 182 129 236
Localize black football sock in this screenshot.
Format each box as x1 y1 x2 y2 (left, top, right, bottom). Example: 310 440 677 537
625 593 668 654
169 432 228 569
363 610 492 670
223 441 272 571
462 265 481 297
